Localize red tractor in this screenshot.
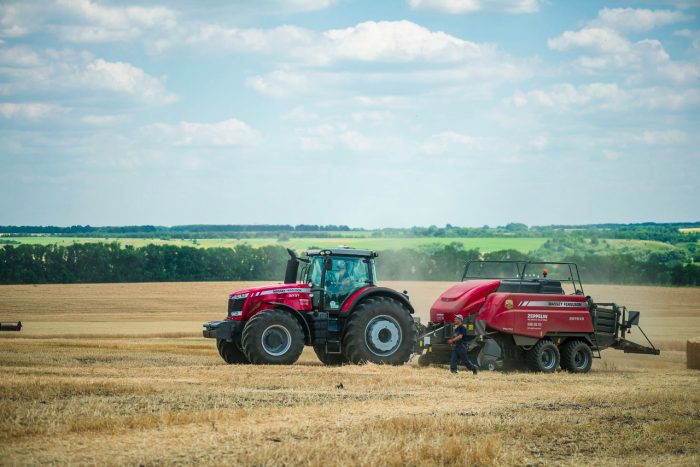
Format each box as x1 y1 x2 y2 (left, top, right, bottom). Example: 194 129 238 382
203 248 417 365
416 260 659 373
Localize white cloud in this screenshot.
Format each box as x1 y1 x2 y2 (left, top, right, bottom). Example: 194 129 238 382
83 59 177 103
548 27 630 54
638 130 687 145
296 123 371 151
246 69 311 98
510 83 700 111
591 8 692 33
675 29 700 49
314 20 486 64
0 48 177 104
14 0 178 43
185 24 313 54
407 0 541 14
548 26 699 84
191 20 490 65
146 118 260 147
0 102 68 120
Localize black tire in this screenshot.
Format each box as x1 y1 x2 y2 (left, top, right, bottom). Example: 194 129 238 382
313 345 348 366
560 340 593 373
217 339 250 364
417 353 432 367
241 310 304 365
342 296 416 365
525 340 560 373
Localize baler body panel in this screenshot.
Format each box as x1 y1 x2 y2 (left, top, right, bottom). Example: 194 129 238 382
476 293 593 338
429 280 500 323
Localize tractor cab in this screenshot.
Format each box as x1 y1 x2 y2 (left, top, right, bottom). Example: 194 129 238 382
287 248 378 312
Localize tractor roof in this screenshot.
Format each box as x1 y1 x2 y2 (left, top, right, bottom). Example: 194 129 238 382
305 248 378 258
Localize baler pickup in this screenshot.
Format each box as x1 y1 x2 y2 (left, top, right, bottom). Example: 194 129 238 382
612 338 660 355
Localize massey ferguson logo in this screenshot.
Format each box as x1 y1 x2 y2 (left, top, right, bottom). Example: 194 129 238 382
527 313 548 320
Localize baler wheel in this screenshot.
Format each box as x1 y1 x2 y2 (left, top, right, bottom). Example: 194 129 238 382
343 297 416 365
313 345 348 366
242 309 304 365
525 340 560 373
560 340 593 373
217 339 250 364
417 353 432 367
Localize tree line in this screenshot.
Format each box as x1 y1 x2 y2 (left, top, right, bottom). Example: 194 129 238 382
1 243 698 286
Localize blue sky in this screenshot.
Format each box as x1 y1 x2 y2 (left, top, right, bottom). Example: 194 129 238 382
1 0 698 228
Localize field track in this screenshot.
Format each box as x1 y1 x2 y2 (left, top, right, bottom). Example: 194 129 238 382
1 282 699 465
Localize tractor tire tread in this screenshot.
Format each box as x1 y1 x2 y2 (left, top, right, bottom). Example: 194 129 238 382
241 309 304 365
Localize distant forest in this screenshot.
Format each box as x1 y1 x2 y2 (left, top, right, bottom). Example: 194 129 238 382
2 222 699 243
1 242 698 286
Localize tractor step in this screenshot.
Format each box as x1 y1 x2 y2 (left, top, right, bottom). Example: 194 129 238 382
326 340 342 354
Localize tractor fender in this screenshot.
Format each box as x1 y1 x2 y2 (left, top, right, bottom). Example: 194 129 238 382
266 302 312 345
343 287 415 315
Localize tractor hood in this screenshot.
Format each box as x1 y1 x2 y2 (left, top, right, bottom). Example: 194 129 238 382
228 283 310 299
429 279 501 323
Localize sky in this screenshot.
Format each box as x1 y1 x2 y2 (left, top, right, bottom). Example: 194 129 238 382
0 0 699 228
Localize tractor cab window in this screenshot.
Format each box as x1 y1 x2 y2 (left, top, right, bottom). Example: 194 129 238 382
306 256 324 287
324 257 370 311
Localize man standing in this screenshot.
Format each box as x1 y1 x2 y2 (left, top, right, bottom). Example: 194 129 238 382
448 315 478 375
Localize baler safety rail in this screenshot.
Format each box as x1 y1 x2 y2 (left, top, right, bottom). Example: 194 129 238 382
0 321 22 332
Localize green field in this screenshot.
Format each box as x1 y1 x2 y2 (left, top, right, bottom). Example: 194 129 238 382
1 236 548 253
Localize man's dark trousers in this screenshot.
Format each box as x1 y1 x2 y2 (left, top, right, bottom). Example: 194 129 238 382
450 342 478 372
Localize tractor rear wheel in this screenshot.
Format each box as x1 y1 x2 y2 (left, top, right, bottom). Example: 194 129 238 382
560 340 592 373
313 345 348 366
342 296 416 365
525 340 560 373
217 339 250 364
241 310 304 365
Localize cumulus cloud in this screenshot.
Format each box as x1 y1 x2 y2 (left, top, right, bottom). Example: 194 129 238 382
590 8 692 33
145 118 260 146
0 48 177 104
185 24 314 54
313 20 486 64
407 0 541 14
548 23 699 84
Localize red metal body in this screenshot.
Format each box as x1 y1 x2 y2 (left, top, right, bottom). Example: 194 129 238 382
226 284 313 321
225 283 377 320
430 280 593 338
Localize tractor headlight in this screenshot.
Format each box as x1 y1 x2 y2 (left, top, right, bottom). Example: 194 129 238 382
229 310 242 318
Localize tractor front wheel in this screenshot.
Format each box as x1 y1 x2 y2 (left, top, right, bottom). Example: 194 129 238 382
525 340 560 373
217 339 250 364
241 310 304 365
343 297 416 365
560 340 593 373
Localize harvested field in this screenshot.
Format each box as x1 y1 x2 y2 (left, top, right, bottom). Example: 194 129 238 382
1 281 699 465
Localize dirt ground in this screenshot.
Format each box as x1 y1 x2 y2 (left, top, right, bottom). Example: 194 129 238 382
1 281 698 465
